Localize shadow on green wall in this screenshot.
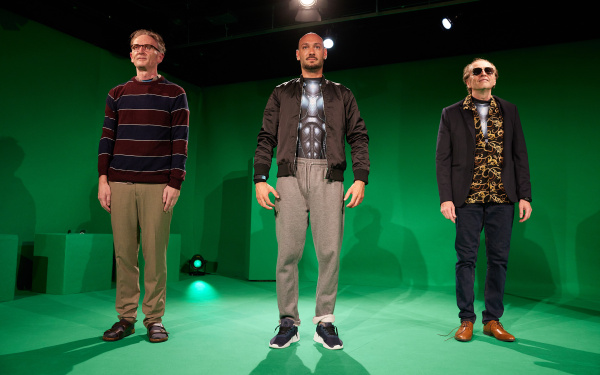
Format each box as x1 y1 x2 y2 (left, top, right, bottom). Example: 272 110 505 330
341 205 428 297
201 171 252 280
77 185 113 235
0 136 36 290
505 217 557 299
576 210 600 300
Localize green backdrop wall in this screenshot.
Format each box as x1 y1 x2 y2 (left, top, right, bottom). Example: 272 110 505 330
1 9 598 308
0 10 201 288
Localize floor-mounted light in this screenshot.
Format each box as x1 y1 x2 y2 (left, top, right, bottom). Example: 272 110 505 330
189 254 206 276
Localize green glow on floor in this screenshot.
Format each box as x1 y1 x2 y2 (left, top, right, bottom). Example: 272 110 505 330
0 275 599 374
185 279 219 301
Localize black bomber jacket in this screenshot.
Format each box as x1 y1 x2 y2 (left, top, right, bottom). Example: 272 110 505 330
253 76 370 184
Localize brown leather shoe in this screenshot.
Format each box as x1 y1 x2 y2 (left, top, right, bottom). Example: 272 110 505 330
483 320 515 342
455 321 474 342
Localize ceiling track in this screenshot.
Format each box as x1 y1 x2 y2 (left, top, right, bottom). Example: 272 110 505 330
172 0 478 50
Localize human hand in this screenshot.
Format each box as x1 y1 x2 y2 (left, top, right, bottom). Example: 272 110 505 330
344 180 365 208
440 201 456 223
518 199 532 223
255 182 279 210
98 176 111 213
163 185 180 212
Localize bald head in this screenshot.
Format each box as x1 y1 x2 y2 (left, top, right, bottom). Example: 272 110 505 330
296 32 327 77
298 32 323 49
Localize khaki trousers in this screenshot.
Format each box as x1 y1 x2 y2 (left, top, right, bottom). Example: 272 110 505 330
109 182 172 327
274 158 344 326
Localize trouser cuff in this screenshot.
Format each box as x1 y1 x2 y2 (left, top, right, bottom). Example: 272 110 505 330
313 313 335 325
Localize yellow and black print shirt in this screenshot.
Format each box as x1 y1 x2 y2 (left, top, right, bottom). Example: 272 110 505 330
463 95 510 204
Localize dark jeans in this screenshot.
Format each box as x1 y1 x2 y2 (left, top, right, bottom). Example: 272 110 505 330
455 202 514 324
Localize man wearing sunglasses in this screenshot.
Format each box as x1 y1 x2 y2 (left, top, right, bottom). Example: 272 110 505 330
436 58 532 342
98 29 189 343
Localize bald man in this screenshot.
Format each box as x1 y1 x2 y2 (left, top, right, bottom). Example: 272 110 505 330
253 33 370 350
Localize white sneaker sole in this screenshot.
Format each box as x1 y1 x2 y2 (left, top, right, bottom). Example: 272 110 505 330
269 332 299 349
313 332 343 350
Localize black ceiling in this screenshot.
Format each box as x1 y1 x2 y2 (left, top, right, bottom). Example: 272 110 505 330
2 1 596 87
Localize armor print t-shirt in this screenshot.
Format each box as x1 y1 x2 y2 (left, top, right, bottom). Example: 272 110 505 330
297 78 326 159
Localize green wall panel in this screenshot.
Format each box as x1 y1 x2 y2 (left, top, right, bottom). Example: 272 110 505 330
0 9 200 287
1 9 599 307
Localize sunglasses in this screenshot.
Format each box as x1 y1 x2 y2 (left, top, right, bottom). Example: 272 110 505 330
472 67 495 76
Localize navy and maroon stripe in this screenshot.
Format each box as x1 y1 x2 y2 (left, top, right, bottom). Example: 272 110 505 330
98 76 189 190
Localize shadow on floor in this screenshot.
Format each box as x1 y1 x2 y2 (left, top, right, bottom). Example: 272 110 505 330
0 335 145 375
249 341 370 374
484 337 600 374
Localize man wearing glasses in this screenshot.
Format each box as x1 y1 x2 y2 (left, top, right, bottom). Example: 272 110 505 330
436 58 532 342
98 29 189 343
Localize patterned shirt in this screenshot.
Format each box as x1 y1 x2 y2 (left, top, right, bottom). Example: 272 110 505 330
98 76 189 189
297 78 327 159
463 95 510 204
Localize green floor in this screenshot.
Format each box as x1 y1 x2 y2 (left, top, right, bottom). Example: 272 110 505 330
1 275 599 374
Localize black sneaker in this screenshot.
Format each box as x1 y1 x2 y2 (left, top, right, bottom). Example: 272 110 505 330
269 318 299 349
314 322 343 350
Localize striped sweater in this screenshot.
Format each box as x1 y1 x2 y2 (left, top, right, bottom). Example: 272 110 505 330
98 76 189 190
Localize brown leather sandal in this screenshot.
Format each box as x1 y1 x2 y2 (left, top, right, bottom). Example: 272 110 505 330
102 319 135 341
147 323 169 343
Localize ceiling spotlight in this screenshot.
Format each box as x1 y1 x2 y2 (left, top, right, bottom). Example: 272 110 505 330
441 17 453 30
290 0 326 23
323 38 334 49
189 254 206 276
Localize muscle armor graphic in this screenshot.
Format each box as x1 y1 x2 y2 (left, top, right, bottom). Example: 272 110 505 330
297 78 326 159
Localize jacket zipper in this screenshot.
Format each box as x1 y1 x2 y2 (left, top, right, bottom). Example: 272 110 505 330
321 78 329 178
293 78 302 176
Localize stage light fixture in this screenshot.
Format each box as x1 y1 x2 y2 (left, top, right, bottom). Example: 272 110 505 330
290 0 326 23
189 254 206 276
323 38 334 48
441 17 453 30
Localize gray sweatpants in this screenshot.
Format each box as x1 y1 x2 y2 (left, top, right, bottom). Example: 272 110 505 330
274 158 344 325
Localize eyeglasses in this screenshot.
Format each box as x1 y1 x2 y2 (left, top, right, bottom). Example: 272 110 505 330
131 44 159 52
472 67 495 76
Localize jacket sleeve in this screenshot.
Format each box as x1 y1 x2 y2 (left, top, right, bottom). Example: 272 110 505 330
436 107 453 204
344 90 370 184
511 106 532 201
253 89 280 182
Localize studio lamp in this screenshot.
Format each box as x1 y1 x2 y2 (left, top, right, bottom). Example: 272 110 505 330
441 15 459 31
290 0 327 23
189 254 206 276
441 17 453 30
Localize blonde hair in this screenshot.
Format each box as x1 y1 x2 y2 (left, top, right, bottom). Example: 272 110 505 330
462 58 498 94
130 29 166 54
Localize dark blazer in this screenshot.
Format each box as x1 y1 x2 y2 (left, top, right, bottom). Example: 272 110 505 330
436 96 532 205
